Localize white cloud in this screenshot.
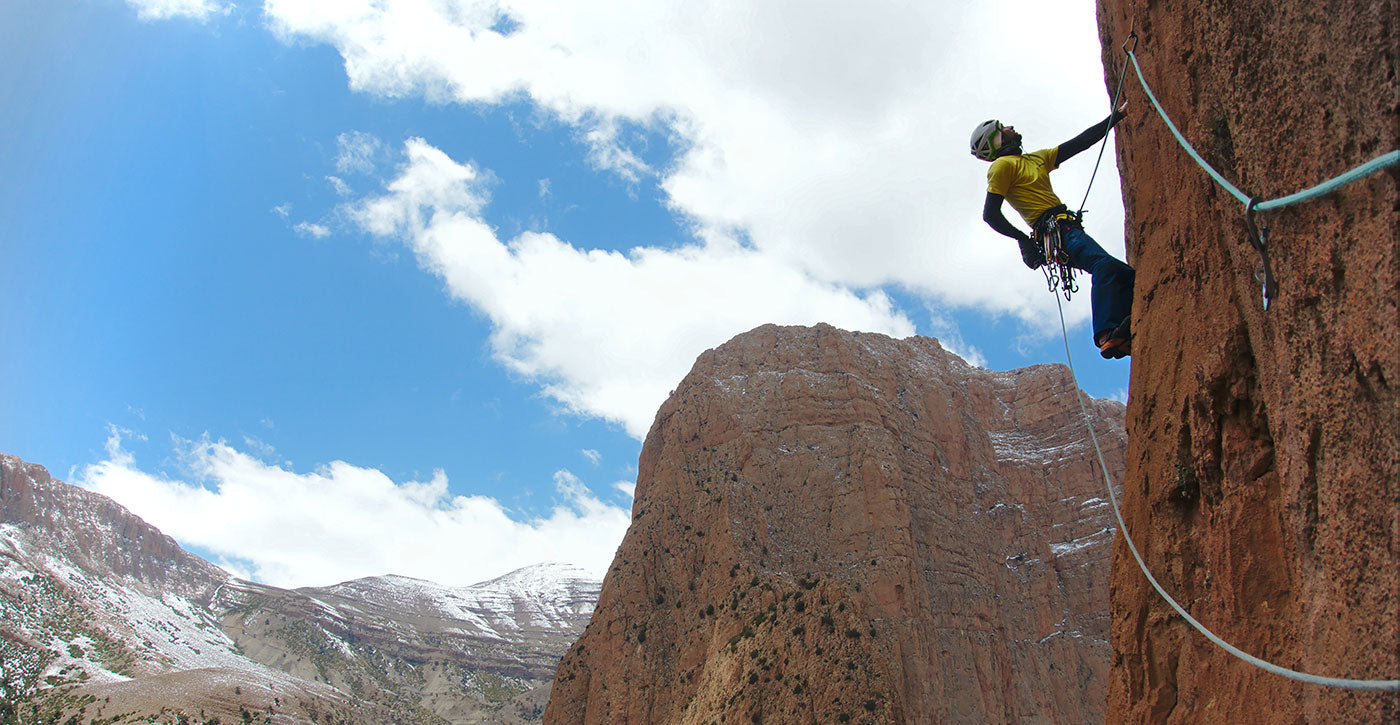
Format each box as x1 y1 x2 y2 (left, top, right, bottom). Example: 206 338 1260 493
335 130 384 175
126 0 229 22
75 432 630 588
326 175 353 195
613 481 635 499
293 221 331 239
127 0 1124 428
582 120 650 183
581 449 601 465
261 0 1120 331
272 203 292 218
240 435 278 461
348 138 915 438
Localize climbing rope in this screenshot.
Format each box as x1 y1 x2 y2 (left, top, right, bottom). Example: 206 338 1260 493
1125 43 1400 307
1075 36 1134 217
1035 31 1396 687
1051 294 1400 692
1126 48 1400 211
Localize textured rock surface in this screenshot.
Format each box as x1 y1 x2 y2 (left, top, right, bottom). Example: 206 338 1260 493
0 455 353 722
0 453 597 723
1095 1 1399 721
545 324 1126 723
0 454 228 603
216 566 600 723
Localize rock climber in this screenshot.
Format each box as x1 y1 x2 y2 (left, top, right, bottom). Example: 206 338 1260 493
971 102 1135 358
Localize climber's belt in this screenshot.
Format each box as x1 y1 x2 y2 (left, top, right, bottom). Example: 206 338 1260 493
1033 204 1082 236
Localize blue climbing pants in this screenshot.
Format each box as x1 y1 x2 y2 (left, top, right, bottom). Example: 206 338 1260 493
1062 226 1135 338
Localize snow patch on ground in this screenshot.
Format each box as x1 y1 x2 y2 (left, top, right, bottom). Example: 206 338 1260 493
0 525 294 690
988 430 1086 465
1050 527 1114 557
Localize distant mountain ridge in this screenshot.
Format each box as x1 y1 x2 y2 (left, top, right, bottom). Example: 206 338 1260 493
0 453 599 724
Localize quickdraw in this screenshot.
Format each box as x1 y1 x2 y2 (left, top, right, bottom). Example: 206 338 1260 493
1245 197 1277 310
1037 209 1082 301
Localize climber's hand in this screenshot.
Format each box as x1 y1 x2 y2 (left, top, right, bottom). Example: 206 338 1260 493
1019 237 1046 270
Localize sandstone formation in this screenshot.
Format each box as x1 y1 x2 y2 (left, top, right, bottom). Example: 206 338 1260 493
1095 1 1399 721
545 324 1126 723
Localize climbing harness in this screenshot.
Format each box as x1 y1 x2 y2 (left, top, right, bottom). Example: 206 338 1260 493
1046 30 1400 689
1124 36 1400 309
1036 206 1082 301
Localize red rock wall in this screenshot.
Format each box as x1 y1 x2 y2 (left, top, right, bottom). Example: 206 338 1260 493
545 324 1125 723
1095 1 1399 721
0 454 227 603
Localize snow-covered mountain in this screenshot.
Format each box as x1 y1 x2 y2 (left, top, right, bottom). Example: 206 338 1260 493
0 453 601 723
315 564 598 645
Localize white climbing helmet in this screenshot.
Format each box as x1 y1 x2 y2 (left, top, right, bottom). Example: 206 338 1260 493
970 119 1002 161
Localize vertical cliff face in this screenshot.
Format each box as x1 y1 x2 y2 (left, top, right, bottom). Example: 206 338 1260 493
1095 1 1398 721
545 324 1125 723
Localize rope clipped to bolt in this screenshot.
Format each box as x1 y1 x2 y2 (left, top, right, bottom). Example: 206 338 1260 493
1123 33 1400 309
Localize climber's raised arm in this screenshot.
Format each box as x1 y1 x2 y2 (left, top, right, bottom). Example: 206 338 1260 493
1058 102 1128 164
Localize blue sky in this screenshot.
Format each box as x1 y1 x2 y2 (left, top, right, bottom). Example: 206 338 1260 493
1 0 1129 587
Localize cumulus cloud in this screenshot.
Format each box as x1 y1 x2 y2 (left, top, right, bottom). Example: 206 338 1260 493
261 0 1120 331
126 0 229 22
348 138 915 437
103 0 1133 594
76 430 630 588
128 0 1122 426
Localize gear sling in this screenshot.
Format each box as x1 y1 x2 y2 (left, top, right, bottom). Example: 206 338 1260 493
1034 204 1083 301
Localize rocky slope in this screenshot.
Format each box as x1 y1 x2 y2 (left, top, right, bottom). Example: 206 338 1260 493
1095 1 1398 721
0 453 599 723
545 324 1126 723
0 450 229 606
216 564 599 723
0 454 355 723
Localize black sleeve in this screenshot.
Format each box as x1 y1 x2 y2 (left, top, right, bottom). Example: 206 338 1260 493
983 192 1029 242
984 193 1046 269
1057 109 1125 164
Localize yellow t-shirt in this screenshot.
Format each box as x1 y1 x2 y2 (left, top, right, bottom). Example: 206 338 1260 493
986 147 1063 226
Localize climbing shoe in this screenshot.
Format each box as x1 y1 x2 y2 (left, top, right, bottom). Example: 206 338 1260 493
1096 319 1132 359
